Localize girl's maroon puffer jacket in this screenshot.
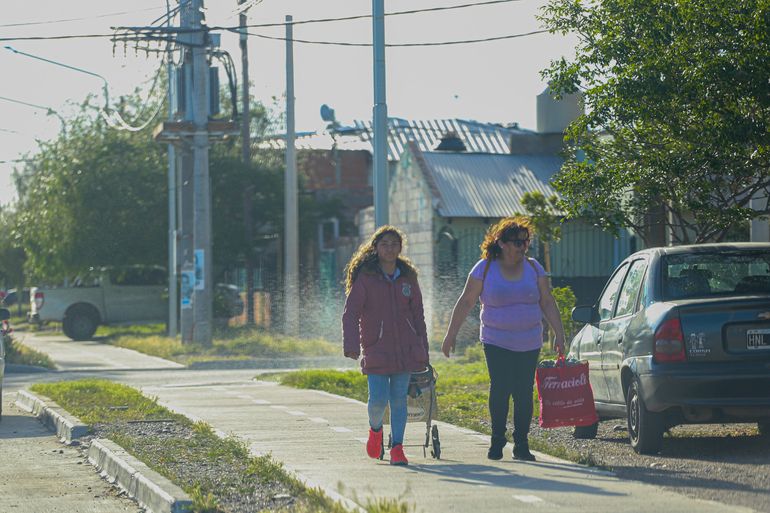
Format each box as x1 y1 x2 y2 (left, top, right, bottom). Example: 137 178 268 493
342 270 429 375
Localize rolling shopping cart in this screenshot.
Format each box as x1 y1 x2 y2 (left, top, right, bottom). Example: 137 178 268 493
385 364 441 459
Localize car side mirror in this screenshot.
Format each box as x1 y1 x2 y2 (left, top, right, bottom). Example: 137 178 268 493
0 308 10 321
572 305 598 324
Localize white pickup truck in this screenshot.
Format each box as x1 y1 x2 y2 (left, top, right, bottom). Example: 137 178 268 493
29 266 168 340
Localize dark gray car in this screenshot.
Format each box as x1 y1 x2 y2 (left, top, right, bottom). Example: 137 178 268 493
568 243 770 454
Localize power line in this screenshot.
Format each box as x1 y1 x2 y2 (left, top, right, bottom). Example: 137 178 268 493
0 6 165 28
2 27 549 46
222 0 530 29
229 28 549 47
0 33 115 42
1 0 545 45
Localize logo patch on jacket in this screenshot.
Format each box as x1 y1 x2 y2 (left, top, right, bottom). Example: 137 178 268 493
401 283 411 297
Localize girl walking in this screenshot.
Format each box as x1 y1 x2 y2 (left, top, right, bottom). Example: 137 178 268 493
342 226 430 466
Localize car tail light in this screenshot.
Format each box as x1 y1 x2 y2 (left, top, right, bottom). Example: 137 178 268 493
654 317 686 363
34 291 44 310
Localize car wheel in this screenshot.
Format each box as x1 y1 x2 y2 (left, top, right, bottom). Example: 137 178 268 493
758 422 770 437
63 307 98 341
627 377 664 454
573 422 599 439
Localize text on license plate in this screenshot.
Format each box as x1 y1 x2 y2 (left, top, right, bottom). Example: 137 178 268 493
747 329 770 350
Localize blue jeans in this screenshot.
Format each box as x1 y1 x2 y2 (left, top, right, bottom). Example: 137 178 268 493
367 372 411 446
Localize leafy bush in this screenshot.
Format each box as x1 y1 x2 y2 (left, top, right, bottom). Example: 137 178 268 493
551 286 578 343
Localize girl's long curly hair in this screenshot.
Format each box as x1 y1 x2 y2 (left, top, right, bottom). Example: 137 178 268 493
480 215 535 261
344 225 418 295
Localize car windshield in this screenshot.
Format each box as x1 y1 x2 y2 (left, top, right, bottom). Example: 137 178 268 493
663 251 770 300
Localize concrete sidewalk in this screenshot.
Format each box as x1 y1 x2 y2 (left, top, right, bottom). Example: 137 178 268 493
140 380 742 513
13 332 747 513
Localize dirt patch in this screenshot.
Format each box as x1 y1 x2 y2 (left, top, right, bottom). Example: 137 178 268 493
530 420 770 512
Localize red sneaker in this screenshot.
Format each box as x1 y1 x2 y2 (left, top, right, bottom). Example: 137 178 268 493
390 444 408 466
366 428 383 459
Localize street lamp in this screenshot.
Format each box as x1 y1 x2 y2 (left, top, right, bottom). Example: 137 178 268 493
4 45 110 109
0 95 66 135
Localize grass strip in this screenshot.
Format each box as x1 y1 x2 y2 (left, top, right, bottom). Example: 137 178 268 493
4 335 56 369
31 379 412 513
98 324 339 365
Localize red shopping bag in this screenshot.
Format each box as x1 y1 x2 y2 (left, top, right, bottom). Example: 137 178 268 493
536 354 599 428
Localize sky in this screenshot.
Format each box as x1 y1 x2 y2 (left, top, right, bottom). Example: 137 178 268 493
0 0 576 206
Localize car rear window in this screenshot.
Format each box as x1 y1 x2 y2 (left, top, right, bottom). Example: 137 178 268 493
663 251 770 300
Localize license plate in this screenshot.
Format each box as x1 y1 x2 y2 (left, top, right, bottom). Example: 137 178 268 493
747 329 770 350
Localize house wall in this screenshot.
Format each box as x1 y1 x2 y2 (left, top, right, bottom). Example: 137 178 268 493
390 155 436 337
549 220 632 304
431 218 489 343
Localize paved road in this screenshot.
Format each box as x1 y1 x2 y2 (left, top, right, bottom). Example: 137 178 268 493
0 384 141 513
5 331 757 513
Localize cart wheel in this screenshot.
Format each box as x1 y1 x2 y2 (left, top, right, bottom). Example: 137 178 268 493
430 425 441 459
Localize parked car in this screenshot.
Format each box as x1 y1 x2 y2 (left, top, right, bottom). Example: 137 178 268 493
29 266 168 341
568 243 770 454
0 307 10 420
214 283 244 319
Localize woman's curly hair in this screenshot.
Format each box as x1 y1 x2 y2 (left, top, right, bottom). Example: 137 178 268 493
343 225 418 295
479 215 534 261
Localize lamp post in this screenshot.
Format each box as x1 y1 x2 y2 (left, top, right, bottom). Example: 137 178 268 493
0 95 66 135
4 46 110 109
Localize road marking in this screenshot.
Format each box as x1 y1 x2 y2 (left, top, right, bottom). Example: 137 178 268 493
331 426 352 433
513 495 543 504
354 437 368 443
236 394 253 400
252 399 271 405
313 390 364 404
287 410 306 416
270 405 289 410
309 417 328 423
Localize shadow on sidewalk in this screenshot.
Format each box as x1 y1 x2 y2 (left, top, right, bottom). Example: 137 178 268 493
406 461 623 496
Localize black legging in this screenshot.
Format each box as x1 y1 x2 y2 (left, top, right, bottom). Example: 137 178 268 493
483 343 540 445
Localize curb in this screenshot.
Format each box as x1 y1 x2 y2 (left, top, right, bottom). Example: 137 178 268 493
89 439 192 513
15 390 192 513
5 363 52 374
15 390 89 443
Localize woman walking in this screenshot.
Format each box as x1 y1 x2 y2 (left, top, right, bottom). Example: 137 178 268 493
441 216 565 461
342 225 430 466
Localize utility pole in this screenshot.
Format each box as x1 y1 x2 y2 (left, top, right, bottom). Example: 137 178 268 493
284 15 299 336
136 1 241 344
166 0 178 338
372 0 389 228
190 0 213 346
240 0 255 325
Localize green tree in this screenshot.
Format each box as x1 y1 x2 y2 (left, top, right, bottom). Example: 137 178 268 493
540 0 770 244
520 191 562 274
14 99 167 282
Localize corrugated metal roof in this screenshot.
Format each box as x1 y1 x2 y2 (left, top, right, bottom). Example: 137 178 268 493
255 118 530 159
420 152 562 218
354 118 530 161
